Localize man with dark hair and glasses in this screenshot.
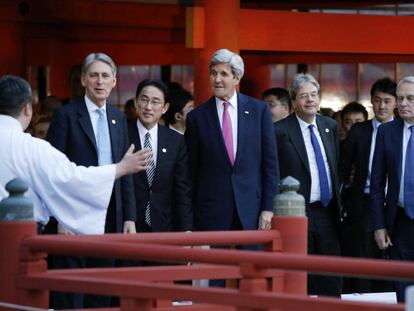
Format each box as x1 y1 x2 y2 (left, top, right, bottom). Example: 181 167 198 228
128 79 192 234
262 87 291 123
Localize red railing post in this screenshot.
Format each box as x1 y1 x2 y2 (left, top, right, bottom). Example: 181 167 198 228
272 215 307 295
238 263 268 311
121 297 154 311
271 176 308 295
0 221 46 308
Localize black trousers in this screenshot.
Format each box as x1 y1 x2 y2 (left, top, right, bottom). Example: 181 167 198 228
49 196 117 309
307 200 342 297
341 194 392 293
391 207 414 303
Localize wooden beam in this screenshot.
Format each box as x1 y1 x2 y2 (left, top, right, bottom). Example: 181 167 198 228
239 9 414 54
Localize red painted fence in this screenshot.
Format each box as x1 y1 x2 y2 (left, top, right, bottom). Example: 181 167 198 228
0 216 412 311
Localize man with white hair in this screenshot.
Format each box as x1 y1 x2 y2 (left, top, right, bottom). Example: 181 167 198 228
185 48 279 235
371 76 414 302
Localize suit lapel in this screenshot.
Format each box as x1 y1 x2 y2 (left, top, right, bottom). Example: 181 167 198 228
362 121 374 165
316 115 336 175
106 105 121 162
153 126 168 185
287 114 310 173
235 93 248 167
203 97 233 166
131 120 149 189
77 100 97 152
395 118 404 182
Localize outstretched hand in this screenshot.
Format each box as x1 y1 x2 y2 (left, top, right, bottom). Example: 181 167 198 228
116 145 152 178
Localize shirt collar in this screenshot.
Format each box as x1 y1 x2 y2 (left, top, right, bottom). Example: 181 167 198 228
372 118 382 130
296 113 317 132
84 95 107 114
404 120 414 131
169 124 184 135
215 91 237 109
136 118 158 139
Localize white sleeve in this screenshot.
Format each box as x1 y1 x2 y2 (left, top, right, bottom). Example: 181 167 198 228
26 136 116 234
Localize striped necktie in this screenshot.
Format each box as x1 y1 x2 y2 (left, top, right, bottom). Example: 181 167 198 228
144 132 155 226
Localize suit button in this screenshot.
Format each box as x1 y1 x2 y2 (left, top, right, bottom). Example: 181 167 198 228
149 190 153 194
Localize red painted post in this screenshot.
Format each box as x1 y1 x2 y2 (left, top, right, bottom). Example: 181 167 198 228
0 222 39 305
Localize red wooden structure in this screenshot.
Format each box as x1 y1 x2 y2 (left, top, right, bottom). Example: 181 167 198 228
1 215 413 310
1 0 414 103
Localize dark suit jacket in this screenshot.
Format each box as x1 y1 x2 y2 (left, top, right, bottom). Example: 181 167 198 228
339 120 373 222
185 93 279 231
47 98 135 233
274 113 341 215
370 118 405 234
127 120 192 232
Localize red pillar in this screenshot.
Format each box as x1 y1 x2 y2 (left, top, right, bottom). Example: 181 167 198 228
191 0 240 105
241 54 271 99
272 216 308 295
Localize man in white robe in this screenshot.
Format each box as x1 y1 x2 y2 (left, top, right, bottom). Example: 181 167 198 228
0 75 151 234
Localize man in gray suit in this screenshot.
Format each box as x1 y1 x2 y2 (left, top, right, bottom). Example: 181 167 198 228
274 73 341 297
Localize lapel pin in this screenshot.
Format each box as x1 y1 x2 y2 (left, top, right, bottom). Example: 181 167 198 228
244 111 249 115
112 119 116 124
162 148 167 153
325 128 329 133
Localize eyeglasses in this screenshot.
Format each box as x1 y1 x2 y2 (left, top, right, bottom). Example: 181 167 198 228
137 95 164 108
297 91 319 100
396 95 414 104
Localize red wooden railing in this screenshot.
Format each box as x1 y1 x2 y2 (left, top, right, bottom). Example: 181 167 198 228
0 216 412 311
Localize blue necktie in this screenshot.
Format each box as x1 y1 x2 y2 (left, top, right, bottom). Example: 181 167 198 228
144 132 155 226
404 125 414 219
96 108 113 165
309 124 330 207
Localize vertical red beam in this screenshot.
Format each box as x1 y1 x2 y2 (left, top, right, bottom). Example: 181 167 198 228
190 0 240 105
0 22 25 77
241 54 271 99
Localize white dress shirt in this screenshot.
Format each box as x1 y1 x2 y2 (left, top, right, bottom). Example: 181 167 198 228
169 124 184 135
398 121 413 206
137 119 158 168
296 115 333 203
216 92 238 157
0 115 116 234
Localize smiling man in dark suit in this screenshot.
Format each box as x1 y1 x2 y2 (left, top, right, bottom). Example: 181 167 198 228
128 79 192 233
371 76 414 302
185 48 279 235
274 73 341 297
47 52 136 308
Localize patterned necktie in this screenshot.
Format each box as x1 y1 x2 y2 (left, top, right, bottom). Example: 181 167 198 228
222 101 235 165
144 132 155 226
309 124 330 207
404 125 414 219
96 108 112 165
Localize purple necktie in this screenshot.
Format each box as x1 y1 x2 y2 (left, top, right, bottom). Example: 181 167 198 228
222 101 235 165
